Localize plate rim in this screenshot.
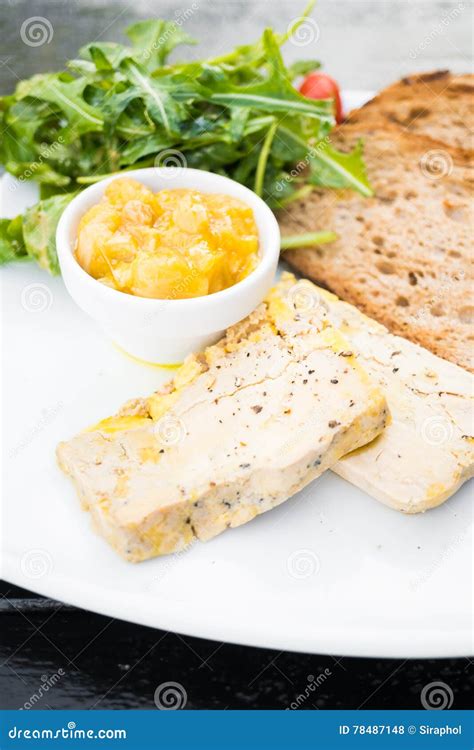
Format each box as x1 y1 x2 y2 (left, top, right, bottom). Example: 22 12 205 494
3 556 473 659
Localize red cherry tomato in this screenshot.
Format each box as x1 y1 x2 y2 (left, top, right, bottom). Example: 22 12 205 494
299 73 344 124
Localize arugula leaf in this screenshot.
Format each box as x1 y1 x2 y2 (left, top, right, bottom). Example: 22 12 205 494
0 195 72 272
229 108 250 141
22 193 76 274
4 162 70 186
0 217 27 265
120 58 186 135
309 139 374 197
287 60 322 81
1 136 36 178
118 132 175 166
126 20 196 69
16 74 104 139
81 42 131 71
4 98 54 145
210 30 333 122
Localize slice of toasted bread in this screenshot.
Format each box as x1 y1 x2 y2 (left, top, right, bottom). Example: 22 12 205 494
279 120 474 372
347 71 474 153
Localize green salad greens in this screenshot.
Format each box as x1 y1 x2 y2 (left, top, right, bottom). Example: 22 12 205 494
0 3 372 273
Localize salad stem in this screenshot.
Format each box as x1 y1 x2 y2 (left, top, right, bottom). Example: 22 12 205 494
278 184 314 206
280 231 337 250
280 0 317 45
254 120 278 197
76 161 155 184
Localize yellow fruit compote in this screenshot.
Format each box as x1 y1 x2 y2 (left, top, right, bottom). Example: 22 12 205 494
75 178 260 299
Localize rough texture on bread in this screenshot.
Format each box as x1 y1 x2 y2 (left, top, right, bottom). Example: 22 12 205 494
279 120 474 372
57 281 388 562
347 71 474 153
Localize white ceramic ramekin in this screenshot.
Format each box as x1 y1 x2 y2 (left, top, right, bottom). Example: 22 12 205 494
56 168 280 364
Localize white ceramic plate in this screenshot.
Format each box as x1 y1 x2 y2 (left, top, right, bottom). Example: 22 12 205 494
1 92 472 658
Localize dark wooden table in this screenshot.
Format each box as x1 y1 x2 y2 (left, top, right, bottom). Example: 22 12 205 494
1 581 472 710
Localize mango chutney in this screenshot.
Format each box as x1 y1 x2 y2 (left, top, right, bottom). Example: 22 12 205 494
75 178 260 299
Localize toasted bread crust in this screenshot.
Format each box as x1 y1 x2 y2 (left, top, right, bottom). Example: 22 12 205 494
279 116 474 372
346 70 474 153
